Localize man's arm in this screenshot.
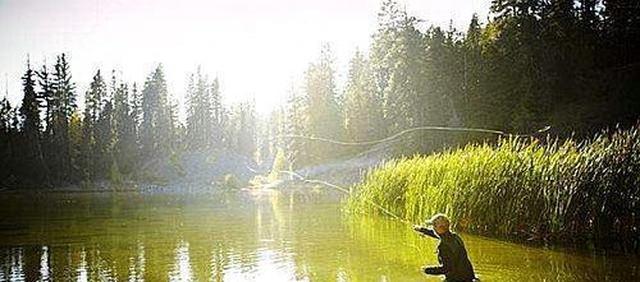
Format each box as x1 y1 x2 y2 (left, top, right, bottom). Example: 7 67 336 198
423 245 453 276
413 225 439 239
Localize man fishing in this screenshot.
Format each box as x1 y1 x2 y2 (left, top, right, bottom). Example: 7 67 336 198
413 213 477 282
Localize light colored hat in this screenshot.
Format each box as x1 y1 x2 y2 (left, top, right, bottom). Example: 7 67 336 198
426 213 450 228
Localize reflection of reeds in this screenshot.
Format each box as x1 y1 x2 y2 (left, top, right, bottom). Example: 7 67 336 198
346 124 640 251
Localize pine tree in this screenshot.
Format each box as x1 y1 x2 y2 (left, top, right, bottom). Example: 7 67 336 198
0 98 12 134
303 44 344 164
50 53 77 181
344 50 383 144
81 70 106 180
231 100 257 160
37 63 54 137
371 0 403 112
210 77 223 147
19 59 50 185
460 14 486 128
283 86 307 169
113 81 136 174
95 92 114 178
371 1 430 138
140 65 173 159
186 67 214 149
0 99 17 184
130 82 142 147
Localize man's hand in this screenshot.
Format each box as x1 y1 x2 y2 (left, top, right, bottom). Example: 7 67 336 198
413 225 439 239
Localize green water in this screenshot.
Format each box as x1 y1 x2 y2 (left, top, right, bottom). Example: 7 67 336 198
0 189 637 281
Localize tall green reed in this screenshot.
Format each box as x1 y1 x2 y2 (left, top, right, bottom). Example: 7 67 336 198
346 124 640 251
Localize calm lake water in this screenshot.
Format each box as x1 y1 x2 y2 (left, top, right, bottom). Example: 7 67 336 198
0 188 638 281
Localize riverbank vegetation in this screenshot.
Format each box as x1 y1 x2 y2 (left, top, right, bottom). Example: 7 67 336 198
347 124 640 252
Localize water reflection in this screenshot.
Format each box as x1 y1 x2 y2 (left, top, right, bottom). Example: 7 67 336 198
169 241 193 281
0 248 25 282
128 241 145 282
77 248 87 282
0 191 638 281
39 246 49 282
209 243 227 282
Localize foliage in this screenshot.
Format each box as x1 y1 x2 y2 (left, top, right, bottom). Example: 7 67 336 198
2 0 640 191
0 55 258 189
347 123 640 251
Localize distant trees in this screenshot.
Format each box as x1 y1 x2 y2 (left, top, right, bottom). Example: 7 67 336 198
140 65 174 160
2 0 640 187
302 44 344 165
0 55 257 189
19 60 49 184
186 67 222 150
113 78 137 175
344 50 383 143
50 54 77 181
81 70 106 180
269 0 640 169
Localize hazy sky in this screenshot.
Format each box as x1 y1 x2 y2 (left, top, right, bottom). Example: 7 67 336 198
0 0 490 115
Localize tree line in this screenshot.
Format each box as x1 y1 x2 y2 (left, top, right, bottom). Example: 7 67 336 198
2 0 639 187
0 57 257 188
265 0 640 170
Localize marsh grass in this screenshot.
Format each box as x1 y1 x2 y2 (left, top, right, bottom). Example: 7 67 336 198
346 124 640 252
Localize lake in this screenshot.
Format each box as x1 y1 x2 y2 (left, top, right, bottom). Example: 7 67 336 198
0 188 638 281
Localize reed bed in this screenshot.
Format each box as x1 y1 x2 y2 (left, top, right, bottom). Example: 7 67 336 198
346 124 640 252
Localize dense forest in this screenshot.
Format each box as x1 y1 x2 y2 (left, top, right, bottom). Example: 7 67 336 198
269 0 640 169
1 0 639 189
0 59 259 188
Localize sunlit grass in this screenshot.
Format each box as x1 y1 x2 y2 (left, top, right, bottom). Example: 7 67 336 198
346 124 640 248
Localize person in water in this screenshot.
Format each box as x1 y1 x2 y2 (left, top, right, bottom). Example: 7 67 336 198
413 213 476 281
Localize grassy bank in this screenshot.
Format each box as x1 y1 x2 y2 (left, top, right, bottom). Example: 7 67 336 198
346 124 640 252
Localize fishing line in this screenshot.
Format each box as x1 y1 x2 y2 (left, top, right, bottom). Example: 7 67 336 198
269 125 551 224
282 125 551 147
261 125 551 255
278 170 410 224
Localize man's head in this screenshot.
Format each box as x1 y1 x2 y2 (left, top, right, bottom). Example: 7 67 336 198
427 213 450 235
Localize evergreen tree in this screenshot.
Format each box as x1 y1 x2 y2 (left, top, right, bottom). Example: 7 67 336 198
140 65 173 159
130 82 142 147
36 63 54 137
0 99 18 185
19 59 49 185
459 14 486 128
303 44 344 164
81 70 107 180
234 100 257 160
210 77 223 147
344 50 383 143
93 72 115 179
113 81 136 174
186 67 214 149
0 98 12 134
50 53 77 181
283 86 307 169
